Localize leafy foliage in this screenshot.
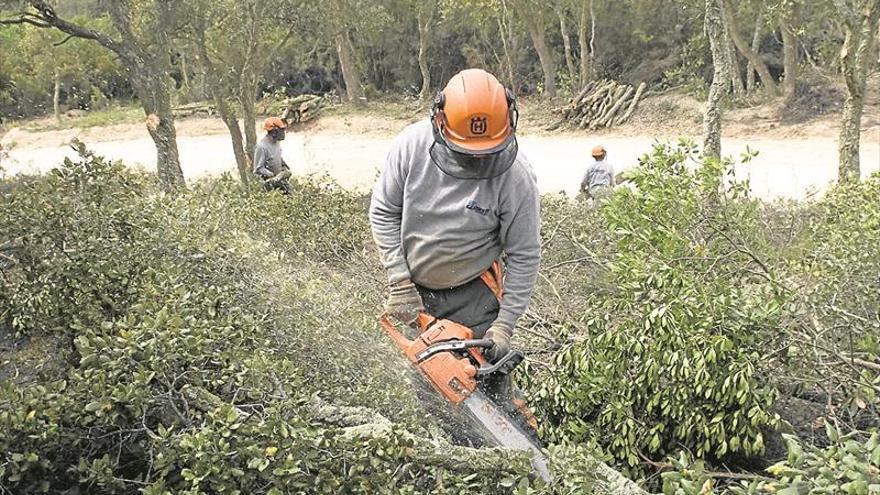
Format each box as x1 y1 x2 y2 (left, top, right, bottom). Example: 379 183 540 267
2 142 880 492
0 148 525 493
530 142 781 466
0 146 646 494
662 425 880 495
0 17 126 118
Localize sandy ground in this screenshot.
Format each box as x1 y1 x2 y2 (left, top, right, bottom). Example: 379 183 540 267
3 110 879 201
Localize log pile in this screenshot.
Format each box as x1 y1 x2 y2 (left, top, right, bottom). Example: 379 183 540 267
173 102 216 118
551 80 648 130
281 94 327 125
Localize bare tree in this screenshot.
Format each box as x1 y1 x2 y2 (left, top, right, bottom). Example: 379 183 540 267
780 0 800 101
704 0 730 159
725 24 746 96
2 0 186 191
329 0 365 105
555 0 577 87
746 7 765 93
719 0 780 97
496 0 521 93
576 0 597 87
833 0 880 182
192 17 249 184
511 0 557 96
416 0 437 100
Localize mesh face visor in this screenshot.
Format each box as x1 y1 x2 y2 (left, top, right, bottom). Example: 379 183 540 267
428 138 519 180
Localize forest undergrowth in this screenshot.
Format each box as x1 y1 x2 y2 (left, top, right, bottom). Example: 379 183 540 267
0 142 878 494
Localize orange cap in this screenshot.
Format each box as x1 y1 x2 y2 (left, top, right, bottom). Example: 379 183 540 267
438 69 514 155
591 145 606 158
264 117 287 132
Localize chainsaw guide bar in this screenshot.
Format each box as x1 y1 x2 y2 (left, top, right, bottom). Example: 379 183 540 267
380 312 553 482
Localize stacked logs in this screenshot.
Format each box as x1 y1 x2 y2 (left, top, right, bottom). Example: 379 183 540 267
281 94 327 125
551 80 648 130
173 102 216 118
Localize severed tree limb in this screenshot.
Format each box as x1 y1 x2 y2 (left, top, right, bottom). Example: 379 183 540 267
313 395 652 494
616 81 648 125
309 396 534 474
600 85 634 127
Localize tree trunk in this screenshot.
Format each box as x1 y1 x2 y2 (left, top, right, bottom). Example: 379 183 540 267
195 26 250 184
222 112 249 184
180 52 191 97
498 0 518 92
336 29 364 105
590 0 596 78
746 9 763 93
780 2 800 102
53 70 61 124
148 109 185 191
838 95 865 182
137 69 185 191
703 0 730 160
239 76 259 163
578 0 592 88
836 0 880 183
725 25 745 96
557 2 577 87
416 2 434 100
719 0 779 97
515 2 557 96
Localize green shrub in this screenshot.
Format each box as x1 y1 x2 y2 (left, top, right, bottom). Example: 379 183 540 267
0 147 537 494
662 426 880 495
531 142 781 466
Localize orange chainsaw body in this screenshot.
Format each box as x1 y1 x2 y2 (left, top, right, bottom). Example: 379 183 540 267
380 313 487 405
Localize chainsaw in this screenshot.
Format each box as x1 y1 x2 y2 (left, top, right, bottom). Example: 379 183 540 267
380 312 552 482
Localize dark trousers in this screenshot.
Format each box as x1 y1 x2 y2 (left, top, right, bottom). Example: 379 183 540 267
414 276 500 339
263 179 292 195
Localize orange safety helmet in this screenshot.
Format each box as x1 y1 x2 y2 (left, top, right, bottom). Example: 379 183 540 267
431 69 517 156
591 145 606 158
263 117 287 132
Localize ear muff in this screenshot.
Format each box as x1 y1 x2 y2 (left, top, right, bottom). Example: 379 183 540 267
505 88 519 132
431 90 447 146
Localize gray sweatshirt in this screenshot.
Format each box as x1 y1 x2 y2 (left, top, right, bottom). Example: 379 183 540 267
369 120 541 330
253 135 287 178
581 158 615 195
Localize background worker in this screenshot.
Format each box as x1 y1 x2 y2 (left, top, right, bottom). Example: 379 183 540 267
254 117 292 194
580 144 616 201
369 69 540 384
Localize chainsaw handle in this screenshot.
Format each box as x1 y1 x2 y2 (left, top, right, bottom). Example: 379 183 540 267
413 338 493 362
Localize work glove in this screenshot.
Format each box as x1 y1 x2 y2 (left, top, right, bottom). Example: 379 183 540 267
271 170 292 182
484 323 512 363
385 280 424 326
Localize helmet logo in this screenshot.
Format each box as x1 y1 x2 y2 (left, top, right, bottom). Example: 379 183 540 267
470 116 487 135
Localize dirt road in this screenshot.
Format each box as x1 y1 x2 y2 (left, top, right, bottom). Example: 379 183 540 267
3 117 879 200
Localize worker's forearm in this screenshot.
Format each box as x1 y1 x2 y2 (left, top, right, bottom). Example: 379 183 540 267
495 251 540 330
370 136 411 284
495 161 541 331
370 214 411 284
369 189 410 284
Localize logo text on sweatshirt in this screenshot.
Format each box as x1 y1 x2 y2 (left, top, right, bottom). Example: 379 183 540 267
466 200 490 215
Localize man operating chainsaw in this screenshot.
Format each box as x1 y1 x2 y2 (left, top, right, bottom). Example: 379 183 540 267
369 68 540 398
